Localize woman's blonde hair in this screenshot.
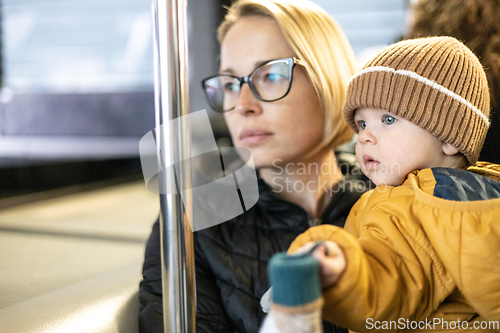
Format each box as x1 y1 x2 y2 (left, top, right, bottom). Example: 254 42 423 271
218 0 357 153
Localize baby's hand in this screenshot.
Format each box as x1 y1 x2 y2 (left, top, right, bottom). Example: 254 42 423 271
294 241 346 288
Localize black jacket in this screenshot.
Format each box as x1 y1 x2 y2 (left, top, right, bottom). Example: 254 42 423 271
480 108 500 164
139 166 368 333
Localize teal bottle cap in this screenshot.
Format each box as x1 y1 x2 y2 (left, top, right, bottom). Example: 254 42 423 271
268 251 321 307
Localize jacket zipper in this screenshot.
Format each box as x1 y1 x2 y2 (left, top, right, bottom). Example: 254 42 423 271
307 182 345 227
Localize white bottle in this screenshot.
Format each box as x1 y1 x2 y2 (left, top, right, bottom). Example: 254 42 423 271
259 249 324 333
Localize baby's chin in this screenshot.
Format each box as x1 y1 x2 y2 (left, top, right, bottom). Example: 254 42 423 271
370 176 405 187
359 164 407 187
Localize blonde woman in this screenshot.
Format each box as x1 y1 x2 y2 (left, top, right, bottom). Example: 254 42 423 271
139 1 368 332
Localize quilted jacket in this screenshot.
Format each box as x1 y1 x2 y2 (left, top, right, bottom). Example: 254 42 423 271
139 161 369 333
289 162 500 333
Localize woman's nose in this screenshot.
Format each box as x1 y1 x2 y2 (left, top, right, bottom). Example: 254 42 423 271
234 84 263 116
358 126 376 145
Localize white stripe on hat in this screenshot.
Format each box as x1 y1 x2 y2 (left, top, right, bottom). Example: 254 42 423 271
350 66 490 127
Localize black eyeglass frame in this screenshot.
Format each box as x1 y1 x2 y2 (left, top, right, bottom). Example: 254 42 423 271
201 57 305 113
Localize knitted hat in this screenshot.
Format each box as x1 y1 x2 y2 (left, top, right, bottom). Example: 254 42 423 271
343 36 490 165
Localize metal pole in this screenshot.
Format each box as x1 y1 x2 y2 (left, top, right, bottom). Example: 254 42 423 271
152 0 195 332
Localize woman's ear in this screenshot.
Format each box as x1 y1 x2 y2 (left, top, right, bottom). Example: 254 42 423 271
442 142 459 156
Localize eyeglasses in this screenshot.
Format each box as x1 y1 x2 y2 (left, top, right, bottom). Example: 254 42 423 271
201 57 305 113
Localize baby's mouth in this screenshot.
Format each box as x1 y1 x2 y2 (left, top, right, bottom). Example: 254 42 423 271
363 155 380 169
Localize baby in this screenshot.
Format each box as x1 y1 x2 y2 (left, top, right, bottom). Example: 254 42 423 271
269 36 500 333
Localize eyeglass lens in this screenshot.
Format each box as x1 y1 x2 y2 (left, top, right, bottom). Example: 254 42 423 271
203 59 293 112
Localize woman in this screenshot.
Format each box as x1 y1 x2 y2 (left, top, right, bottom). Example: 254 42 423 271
139 1 368 332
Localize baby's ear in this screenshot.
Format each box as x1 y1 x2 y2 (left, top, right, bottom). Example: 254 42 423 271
442 142 459 156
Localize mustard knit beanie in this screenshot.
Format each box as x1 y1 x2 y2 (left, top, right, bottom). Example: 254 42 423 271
343 36 490 165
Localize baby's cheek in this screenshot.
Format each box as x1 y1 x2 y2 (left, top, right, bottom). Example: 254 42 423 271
354 143 363 165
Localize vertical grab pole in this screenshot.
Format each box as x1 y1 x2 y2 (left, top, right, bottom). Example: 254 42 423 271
152 0 195 332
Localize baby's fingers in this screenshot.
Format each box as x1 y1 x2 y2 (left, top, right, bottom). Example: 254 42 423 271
311 241 346 288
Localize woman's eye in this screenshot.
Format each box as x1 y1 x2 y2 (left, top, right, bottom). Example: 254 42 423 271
264 73 285 83
224 82 239 92
382 115 396 125
356 120 366 130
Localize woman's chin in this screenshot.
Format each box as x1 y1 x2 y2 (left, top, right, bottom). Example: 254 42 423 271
246 153 279 170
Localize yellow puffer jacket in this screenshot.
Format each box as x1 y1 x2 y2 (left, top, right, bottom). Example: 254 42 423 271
289 162 500 332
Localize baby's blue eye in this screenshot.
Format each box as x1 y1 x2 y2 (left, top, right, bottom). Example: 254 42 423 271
382 115 396 125
357 120 366 130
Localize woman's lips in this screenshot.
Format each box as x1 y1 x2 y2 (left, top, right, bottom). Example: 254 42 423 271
239 129 274 145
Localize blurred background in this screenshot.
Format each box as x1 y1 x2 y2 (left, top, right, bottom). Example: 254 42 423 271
0 0 408 201
0 0 408 330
